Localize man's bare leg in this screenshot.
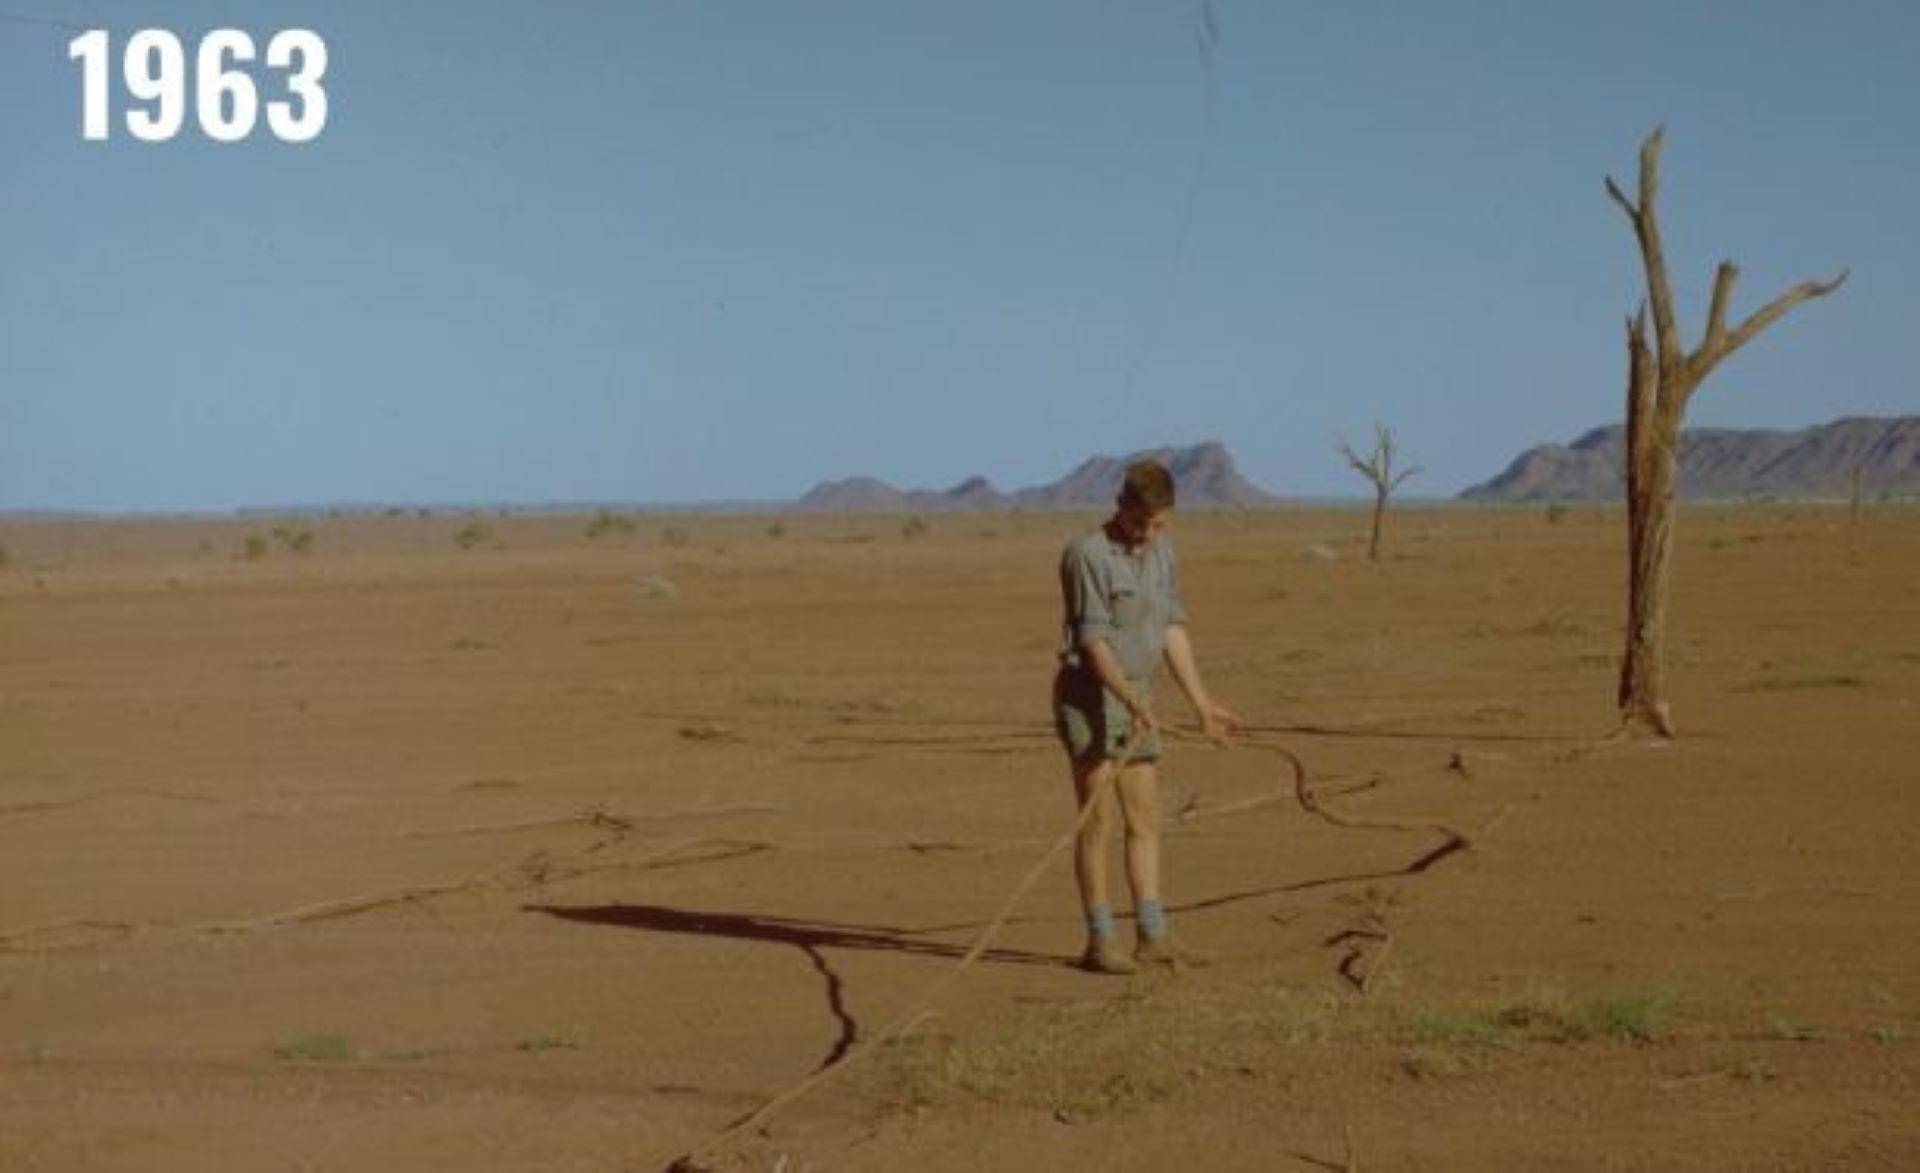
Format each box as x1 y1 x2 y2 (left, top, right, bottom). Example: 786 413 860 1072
1115 760 1162 906
1071 756 1117 912
1070 756 1134 974
1116 759 1202 965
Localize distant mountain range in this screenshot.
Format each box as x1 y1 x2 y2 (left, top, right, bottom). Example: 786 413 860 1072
12 419 1911 520
1458 416 1920 503
794 441 1284 512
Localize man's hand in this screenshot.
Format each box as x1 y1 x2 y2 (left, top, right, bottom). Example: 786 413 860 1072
1197 699 1237 745
1124 693 1160 737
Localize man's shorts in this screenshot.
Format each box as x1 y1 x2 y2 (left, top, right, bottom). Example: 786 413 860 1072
1052 666 1162 765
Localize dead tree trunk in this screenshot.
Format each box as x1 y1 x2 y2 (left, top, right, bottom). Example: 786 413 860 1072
1337 424 1419 562
1605 128 1846 738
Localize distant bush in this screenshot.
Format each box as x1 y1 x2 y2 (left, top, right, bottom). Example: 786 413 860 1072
241 535 269 561
901 516 930 540
585 510 638 540
765 522 787 540
1545 501 1569 525
452 522 495 551
270 525 313 555
660 525 692 548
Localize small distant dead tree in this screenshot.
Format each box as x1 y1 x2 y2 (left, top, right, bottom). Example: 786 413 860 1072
1605 128 1846 737
1337 424 1420 562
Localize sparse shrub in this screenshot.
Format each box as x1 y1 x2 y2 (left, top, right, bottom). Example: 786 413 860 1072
660 525 692 548
585 510 637 540
1545 501 1569 525
270 525 313 555
639 574 678 600
0 542 9 568
764 521 787 540
241 535 269 561
271 1032 353 1062
453 522 495 551
901 516 929 539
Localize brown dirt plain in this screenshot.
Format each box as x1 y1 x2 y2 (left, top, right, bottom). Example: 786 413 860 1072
2 504 1916 1171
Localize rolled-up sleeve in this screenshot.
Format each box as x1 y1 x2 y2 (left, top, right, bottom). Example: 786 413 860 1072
1062 543 1114 648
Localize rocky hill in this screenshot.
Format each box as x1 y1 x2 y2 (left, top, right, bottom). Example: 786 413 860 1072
794 441 1283 512
1459 416 1920 502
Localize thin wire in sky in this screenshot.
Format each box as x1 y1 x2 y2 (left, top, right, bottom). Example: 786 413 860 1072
1119 0 1219 398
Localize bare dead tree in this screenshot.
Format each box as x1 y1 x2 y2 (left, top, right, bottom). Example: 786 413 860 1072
1605 128 1847 737
1337 423 1420 562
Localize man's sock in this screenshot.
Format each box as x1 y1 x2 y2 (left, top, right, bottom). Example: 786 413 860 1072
1136 899 1167 939
1084 903 1116 941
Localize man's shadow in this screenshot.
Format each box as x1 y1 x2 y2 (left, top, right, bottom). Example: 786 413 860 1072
529 826 1467 1073
526 902 1065 1073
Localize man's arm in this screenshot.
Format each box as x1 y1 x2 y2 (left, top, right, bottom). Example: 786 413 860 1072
1163 623 1237 742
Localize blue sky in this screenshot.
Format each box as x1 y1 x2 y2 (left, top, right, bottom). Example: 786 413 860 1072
2 1 1914 511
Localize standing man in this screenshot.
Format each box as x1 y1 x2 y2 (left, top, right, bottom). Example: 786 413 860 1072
1053 458 1236 974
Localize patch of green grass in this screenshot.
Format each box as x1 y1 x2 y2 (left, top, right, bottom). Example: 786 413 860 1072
863 983 1684 1120
864 1002 1179 1118
449 637 494 652
1395 987 1670 1048
271 1032 354 1063
1564 989 1672 1043
241 534 270 561
1408 1009 1511 1047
